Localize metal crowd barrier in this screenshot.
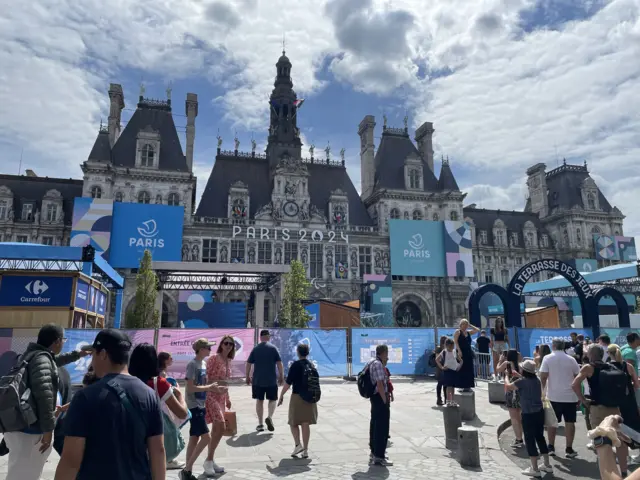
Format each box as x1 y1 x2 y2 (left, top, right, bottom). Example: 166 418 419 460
474 352 493 381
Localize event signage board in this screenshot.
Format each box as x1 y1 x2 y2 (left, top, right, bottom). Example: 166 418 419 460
571 258 598 273
0 275 74 307
156 329 255 380
594 235 637 261
96 290 107 316
516 328 592 357
109 203 184 268
600 328 640 347
350 328 436 375
74 280 89 310
389 220 445 277
269 329 347 377
69 197 114 256
61 329 155 384
509 260 592 299
177 291 247 328
362 274 393 327
232 226 348 243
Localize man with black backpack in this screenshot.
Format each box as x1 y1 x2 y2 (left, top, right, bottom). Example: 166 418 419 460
1 324 90 480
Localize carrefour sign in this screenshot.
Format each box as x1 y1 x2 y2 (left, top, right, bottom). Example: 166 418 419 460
389 220 445 277
0 275 74 307
109 203 184 268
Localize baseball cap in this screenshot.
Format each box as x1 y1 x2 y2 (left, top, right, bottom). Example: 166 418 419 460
260 329 270 337
92 329 132 355
193 338 215 352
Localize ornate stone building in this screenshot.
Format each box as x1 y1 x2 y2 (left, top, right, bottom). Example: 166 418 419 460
0 53 628 328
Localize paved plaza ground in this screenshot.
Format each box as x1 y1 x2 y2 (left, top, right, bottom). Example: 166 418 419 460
0 379 602 479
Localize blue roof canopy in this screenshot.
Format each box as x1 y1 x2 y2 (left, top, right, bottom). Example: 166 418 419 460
523 262 638 293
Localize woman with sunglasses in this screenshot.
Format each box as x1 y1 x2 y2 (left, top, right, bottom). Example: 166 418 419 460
203 336 235 476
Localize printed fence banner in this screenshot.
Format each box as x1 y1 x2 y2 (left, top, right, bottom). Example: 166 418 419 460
268 329 348 377
437 327 516 351
0 328 39 376
62 329 155 384
350 328 436 375
156 329 255 380
600 328 640 347
516 328 593 358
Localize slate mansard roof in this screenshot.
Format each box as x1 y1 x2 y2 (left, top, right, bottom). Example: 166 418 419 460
195 154 374 226
0 174 83 224
463 207 543 247
88 98 189 172
539 163 613 214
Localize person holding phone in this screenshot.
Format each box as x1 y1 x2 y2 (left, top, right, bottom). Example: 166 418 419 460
498 349 524 449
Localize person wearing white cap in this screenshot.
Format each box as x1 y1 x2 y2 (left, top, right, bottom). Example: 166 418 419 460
505 359 553 478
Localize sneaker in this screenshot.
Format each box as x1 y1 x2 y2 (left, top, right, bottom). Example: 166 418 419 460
586 441 595 451
540 464 554 474
265 417 275 431
372 457 393 467
511 439 524 448
437 399 444 406
256 424 265 432
291 444 304 457
179 470 198 480
301 449 309 459
565 447 578 458
521 467 542 477
167 460 185 470
548 445 556 456
203 460 225 475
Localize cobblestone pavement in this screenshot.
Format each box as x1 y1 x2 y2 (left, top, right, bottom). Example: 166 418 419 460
1 380 523 479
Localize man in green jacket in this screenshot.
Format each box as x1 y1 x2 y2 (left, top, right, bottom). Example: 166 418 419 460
4 323 91 480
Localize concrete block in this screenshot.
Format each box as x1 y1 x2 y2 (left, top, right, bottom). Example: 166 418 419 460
488 381 506 404
443 405 462 449
454 391 476 421
457 426 481 467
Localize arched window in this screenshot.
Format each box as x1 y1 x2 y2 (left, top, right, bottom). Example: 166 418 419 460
495 230 504 245
587 193 596 210
390 208 400 219
90 186 102 199
409 169 420 189
412 210 423 220
168 193 180 206
141 144 155 167
591 226 601 234
114 192 123 202
155 194 163 204
479 231 488 244
450 211 458 221
138 191 151 204
432 213 439 221
45 203 58 222
614 229 620 236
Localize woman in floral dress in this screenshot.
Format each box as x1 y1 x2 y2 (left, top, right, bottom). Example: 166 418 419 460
203 335 235 475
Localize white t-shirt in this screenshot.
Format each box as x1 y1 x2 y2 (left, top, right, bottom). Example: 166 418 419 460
539 351 580 403
441 349 459 370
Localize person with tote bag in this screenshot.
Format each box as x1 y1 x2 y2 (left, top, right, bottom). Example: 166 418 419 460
129 343 189 470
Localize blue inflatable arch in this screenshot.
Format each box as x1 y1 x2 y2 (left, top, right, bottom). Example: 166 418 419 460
468 284 511 328
593 286 630 329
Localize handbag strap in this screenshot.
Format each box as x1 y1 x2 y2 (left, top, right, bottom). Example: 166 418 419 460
106 379 147 434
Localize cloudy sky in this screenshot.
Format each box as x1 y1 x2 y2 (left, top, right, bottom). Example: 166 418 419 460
1 0 639 236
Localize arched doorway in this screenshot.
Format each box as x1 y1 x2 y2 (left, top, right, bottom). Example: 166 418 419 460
395 301 422 327
593 286 630 328
468 284 511 328
506 259 597 329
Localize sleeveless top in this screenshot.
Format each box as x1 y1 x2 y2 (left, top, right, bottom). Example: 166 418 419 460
492 328 506 341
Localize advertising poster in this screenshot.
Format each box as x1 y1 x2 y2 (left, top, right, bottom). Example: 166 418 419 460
70 197 114 256
444 221 474 277
61 329 155 384
74 280 89 310
350 328 436 375
156 329 255 380
177 291 246 328
516 328 593 358
268 329 347 377
0 275 74 307
389 220 445 277
96 291 107 316
362 274 393 327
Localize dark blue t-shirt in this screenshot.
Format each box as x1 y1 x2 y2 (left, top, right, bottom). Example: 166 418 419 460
247 342 282 387
64 373 163 480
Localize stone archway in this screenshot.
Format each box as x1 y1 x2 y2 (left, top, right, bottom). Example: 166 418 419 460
394 293 430 327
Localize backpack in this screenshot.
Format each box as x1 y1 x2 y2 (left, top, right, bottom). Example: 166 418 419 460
0 350 49 433
299 360 321 404
595 363 628 408
357 363 375 398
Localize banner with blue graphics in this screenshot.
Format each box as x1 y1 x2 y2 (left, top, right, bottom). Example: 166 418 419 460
600 328 640 347
109 203 184 268
389 220 445 277
0 275 74 307
268 329 347 377
516 328 593 358
304 303 320 328
351 328 436 375
61 329 155 384
437 327 516 352
74 280 89 310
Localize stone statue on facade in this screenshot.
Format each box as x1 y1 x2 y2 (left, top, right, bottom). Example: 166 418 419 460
248 246 256 263
374 251 382 270
273 200 282 220
166 82 172 101
404 114 408 129
301 249 308 264
182 244 190 261
217 135 223 148
191 244 199 262
350 249 358 269
383 113 387 128
234 134 240 151
251 138 257 154
325 143 331 160
326 249 333 267
309 144 315 158
340 148 345 163
275 247 282 264
220 245 228 263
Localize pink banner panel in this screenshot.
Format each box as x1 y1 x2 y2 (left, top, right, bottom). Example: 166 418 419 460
156 329 256 380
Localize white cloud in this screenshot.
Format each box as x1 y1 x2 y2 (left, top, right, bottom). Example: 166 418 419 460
1 0 640 240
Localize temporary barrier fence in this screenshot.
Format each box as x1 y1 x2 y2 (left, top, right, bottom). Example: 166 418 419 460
0 326 598 383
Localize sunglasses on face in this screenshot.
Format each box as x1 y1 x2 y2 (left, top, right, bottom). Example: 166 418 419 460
222 341 234 347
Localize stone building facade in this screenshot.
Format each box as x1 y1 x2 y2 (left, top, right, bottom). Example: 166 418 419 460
0 53 628 328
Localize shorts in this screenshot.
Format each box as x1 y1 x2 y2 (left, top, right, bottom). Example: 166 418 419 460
551 401 577 423
588 405 620 430
252 385 278 401
492 343 509 353
189 407 209 437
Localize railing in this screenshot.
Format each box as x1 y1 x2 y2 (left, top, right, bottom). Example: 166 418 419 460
474 352 493 381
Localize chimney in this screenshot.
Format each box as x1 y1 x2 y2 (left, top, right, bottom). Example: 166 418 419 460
415 121 435 172
358 115 376 201
25 169 37 177
526 163 549 218
185 93 198 173
108 83 125 148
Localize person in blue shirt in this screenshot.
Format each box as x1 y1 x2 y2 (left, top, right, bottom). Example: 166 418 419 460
54 329 166 480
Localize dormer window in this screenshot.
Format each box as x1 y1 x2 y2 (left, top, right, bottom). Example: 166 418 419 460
138 191 151 204
409 169 420 189
510 232 519 246
390 208 400 219
168 193 180 206
232 199 246 218
526 232 534 247
404 153 423 190
136 127 161 169
587 193 596 210
141 144 155 167
21 203 33 221
495 231 504 245
541 234 549 247
0 200 7 220
46 203 58 222
479 230 488 244
450 211 458 221
90 186 102 199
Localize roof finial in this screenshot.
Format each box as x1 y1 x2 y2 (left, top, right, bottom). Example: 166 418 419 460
584 159 588 169
166 81 173 101
403 112 408 130
563 157 566 165
282 33 286 55
139 78 145 98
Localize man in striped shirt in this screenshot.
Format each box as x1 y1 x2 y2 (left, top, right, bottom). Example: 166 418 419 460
367 344 392 467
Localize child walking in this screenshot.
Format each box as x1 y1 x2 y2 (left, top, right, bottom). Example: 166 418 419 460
436 339 462 406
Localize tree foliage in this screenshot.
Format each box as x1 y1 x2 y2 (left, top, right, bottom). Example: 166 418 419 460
277 260 312 328
126 249 160 328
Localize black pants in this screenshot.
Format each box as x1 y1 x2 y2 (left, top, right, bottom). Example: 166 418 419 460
369 395 390 459
437 380 443 401
522 410 549 457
